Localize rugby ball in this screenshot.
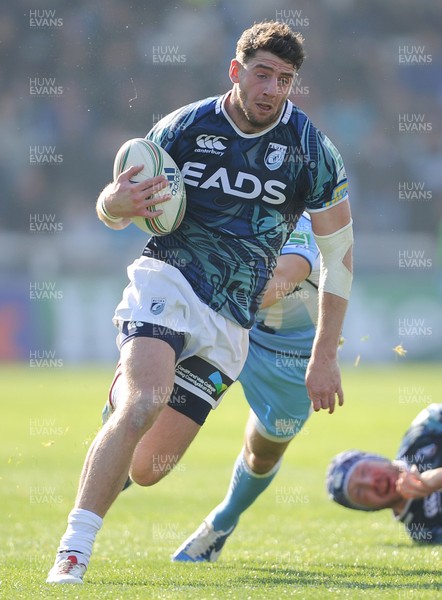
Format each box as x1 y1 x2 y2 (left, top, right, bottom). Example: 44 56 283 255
113 138 186 235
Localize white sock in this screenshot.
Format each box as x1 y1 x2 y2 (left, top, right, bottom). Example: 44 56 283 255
56 508 103 566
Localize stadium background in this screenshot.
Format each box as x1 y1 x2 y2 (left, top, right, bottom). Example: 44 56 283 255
1 0 441 366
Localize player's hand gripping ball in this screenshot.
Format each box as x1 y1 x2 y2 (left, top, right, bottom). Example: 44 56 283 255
113 138 187 235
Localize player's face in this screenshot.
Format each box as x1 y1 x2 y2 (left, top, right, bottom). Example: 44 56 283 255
228 50 296 133
347 460 402 510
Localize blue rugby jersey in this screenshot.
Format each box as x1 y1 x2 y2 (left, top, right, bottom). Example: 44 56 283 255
395 404 442 543
143 93 347 328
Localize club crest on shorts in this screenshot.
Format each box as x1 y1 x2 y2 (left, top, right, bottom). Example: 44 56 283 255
264 143 287 171
150 297 166 315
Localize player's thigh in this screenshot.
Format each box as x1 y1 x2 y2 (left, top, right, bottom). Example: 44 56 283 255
244 411 291 474
130 406 200 486
119 336 176 412
239 339 312 441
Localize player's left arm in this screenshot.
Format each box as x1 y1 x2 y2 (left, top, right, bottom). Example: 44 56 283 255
307 199 353 414
259 253 311 309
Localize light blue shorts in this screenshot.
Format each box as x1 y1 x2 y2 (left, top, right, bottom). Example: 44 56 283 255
238 338 312 442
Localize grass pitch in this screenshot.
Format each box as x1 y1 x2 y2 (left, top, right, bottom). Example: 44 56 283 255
1 362 441 599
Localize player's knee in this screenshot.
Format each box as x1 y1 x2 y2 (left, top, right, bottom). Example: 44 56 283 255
130 468 159 487
129 461 169 487
245 450 279 475
115 393 164 437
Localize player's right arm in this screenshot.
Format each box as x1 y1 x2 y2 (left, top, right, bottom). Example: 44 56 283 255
96 165 171 230
259 253 311 309
260 213 318 309
397 465 442 499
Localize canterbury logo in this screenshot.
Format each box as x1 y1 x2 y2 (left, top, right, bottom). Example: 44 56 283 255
196 135 228 151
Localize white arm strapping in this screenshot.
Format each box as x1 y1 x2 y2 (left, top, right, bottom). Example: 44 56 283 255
313 219 353 300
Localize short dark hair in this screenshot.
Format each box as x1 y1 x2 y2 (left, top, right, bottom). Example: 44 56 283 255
236 21 305 71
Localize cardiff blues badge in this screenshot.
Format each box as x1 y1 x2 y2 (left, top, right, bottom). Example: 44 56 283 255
264 142 287 171
150 297 166 315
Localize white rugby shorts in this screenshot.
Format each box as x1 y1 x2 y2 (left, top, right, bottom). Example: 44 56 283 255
113 256 249 410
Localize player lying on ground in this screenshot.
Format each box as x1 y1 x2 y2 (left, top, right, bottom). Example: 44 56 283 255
327 403 442 543
170 213 324 561
47 21 352 584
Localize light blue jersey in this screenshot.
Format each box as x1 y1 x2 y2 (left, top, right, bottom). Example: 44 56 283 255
238 213 319 440
142 93 347 328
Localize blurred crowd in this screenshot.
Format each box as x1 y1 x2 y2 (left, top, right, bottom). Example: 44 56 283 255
2 0 442 243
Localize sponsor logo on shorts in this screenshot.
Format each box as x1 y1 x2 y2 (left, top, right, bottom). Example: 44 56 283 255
208 371 228 395
150 297 166 315
175 357 233 403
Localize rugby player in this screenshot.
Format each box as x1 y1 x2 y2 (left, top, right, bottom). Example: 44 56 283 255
327 404 442 543
47 21 352 584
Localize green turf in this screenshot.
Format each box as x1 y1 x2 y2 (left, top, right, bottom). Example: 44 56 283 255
1 363 441 599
